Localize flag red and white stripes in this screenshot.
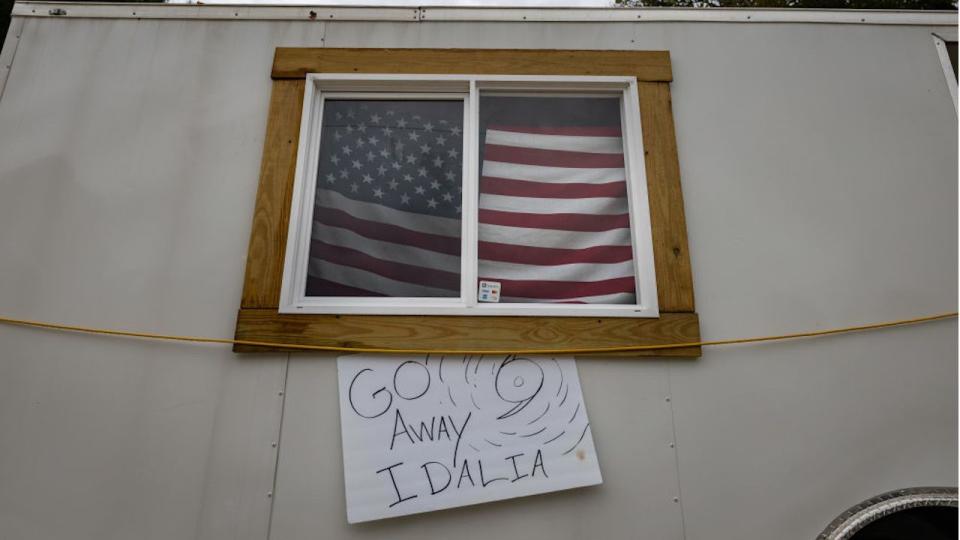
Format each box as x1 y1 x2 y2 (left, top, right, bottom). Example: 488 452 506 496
306 101 637 304
477 125 636 304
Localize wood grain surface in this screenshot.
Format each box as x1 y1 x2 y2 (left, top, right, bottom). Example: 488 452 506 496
235 309 701 357
240 79 305 308
272 48 672 82
638 81 695 312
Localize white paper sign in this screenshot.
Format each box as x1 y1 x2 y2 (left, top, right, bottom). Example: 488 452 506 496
337 354 602 523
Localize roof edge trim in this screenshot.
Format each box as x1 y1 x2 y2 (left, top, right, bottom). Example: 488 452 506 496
11 2 959 26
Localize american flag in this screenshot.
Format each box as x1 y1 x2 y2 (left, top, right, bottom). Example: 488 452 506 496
477 125 637 304
306 99 636 304
306 100 463 298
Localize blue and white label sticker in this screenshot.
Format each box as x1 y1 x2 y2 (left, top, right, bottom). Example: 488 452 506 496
478 280 501 303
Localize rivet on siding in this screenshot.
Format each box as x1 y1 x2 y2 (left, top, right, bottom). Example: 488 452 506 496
673 497 680 503
267 491 274 498
665 397 671 402
272 442 278 448
278 391 284 396
669 442 675 448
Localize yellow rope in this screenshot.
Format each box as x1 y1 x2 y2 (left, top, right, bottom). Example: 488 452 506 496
0 311 955 355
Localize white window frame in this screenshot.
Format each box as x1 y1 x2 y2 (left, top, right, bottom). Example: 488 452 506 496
933 31 958 113
279 73 659 318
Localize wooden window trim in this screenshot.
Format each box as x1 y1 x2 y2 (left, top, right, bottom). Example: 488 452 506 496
235 48 700 357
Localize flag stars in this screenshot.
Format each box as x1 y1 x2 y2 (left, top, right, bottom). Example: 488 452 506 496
321 107 464 219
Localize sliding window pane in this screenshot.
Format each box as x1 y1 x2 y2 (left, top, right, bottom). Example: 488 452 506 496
307 99 464 298
477 95 637 304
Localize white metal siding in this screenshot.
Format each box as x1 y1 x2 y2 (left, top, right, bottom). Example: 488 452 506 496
0 12 954 540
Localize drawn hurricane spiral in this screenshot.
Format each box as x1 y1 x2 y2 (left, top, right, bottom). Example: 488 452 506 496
432 354 591 457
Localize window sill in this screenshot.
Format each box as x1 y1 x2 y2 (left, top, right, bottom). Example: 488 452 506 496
234 308 701 357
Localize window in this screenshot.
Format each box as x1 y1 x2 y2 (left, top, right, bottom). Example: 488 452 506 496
237 48 699 356
279 75 658 318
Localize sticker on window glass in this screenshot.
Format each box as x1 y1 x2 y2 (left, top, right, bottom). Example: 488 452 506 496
478 280 501 302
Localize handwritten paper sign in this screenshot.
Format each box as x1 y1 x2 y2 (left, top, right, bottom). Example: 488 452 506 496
337 354 602 523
